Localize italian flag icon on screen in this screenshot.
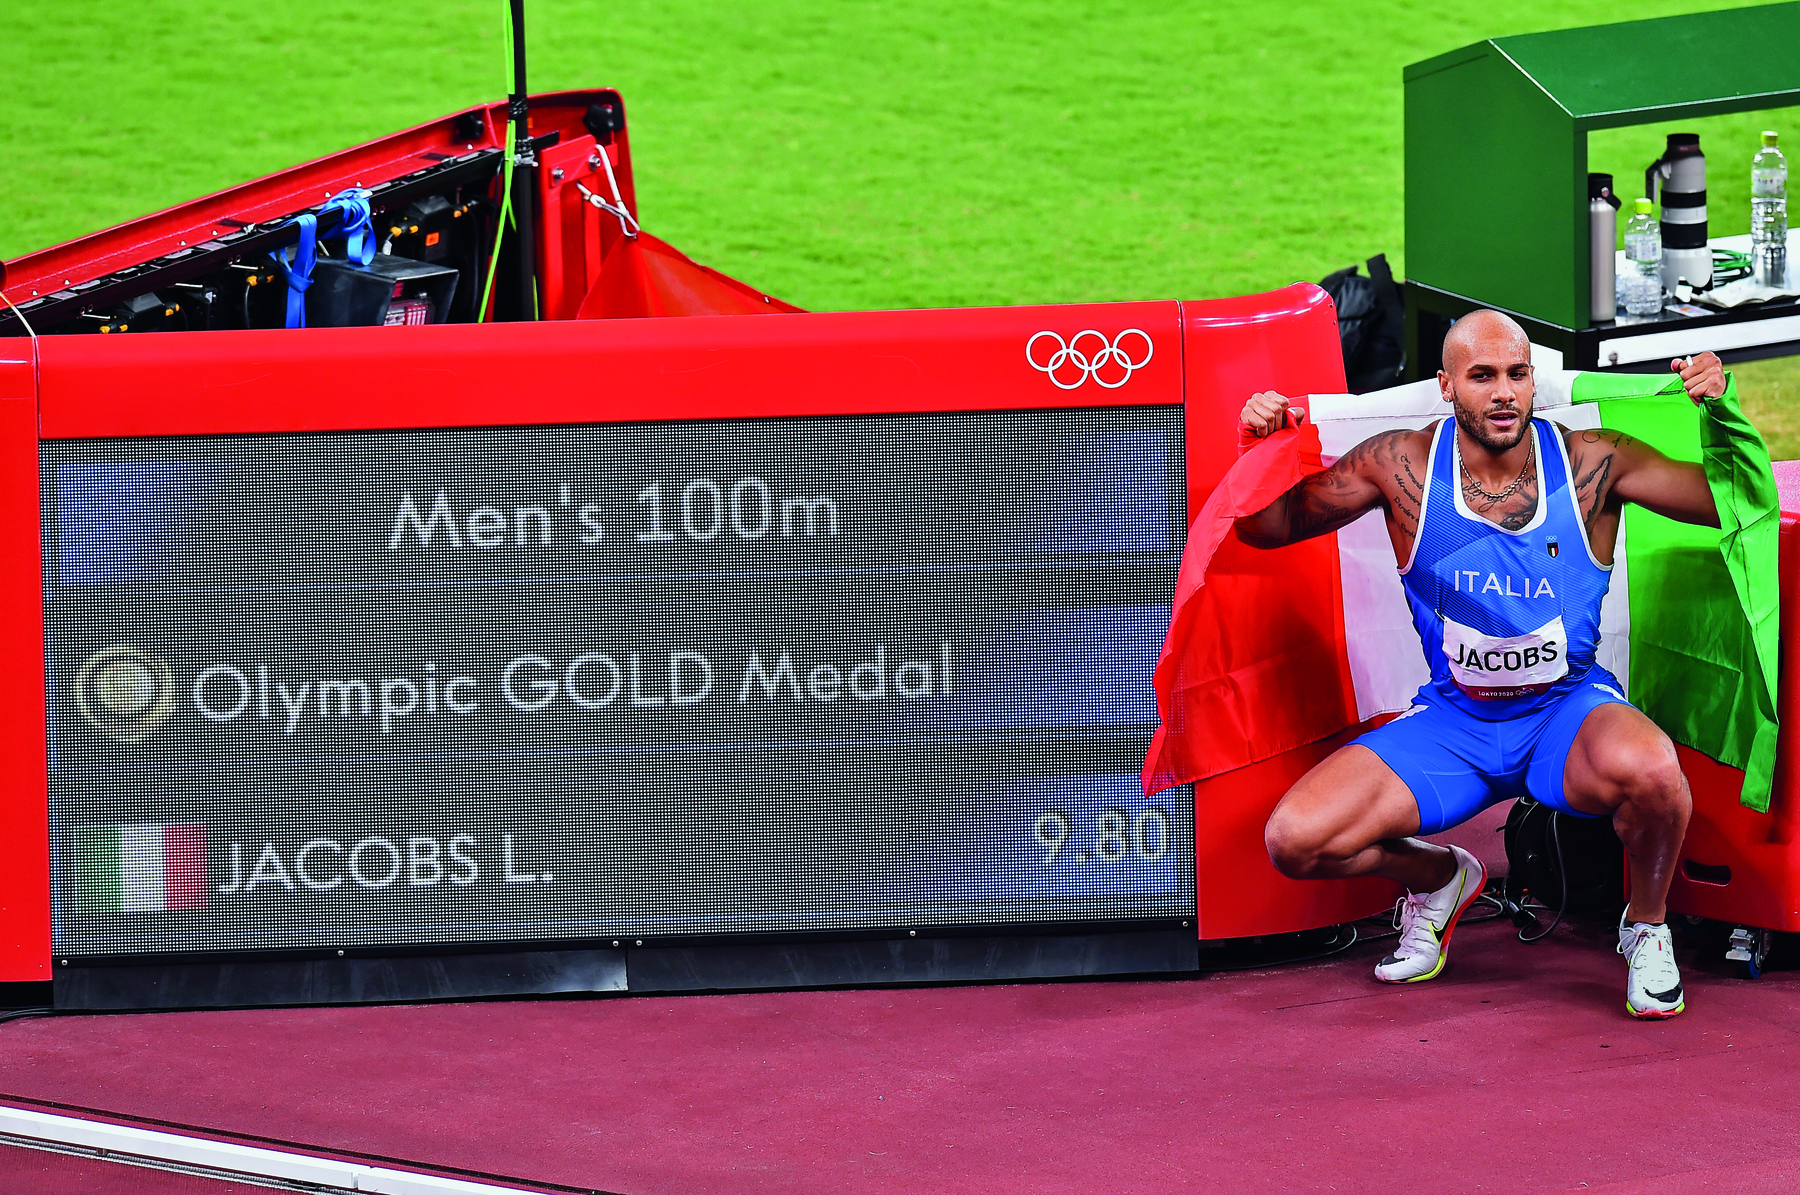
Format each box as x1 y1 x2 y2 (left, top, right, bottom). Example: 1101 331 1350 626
73 824 208 913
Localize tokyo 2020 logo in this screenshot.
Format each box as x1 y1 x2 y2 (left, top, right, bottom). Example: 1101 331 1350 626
1026 328 1154 390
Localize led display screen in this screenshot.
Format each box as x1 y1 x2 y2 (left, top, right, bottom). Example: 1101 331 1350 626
42 406 1192 956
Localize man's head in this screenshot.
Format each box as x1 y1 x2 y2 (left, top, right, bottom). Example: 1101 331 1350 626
1438 309 1534 453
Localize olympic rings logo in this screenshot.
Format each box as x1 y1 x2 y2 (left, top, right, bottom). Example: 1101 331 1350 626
1026 328 1154 390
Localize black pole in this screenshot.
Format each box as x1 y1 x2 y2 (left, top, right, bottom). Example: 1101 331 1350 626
507 0 538 321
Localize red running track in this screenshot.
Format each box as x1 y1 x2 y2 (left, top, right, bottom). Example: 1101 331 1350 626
2 909 1798 1195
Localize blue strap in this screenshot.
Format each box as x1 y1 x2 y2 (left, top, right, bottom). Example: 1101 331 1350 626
270 213 318 329
269 188 374 329
333 188 375 268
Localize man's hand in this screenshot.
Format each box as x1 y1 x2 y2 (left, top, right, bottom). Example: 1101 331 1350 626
1672 352 1726 403
1240 391 1305 441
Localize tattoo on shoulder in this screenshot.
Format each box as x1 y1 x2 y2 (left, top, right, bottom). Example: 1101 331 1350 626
1315 465 1362 496
1576 428 1637 450
1342 428 1414 471
1343 429 1424 497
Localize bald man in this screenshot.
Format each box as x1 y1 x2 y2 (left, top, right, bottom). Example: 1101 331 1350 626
1236 309 1724 1019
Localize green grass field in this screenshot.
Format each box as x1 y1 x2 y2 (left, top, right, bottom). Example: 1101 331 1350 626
6 0 1800 447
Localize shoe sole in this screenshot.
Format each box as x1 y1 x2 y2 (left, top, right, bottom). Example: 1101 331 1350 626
1625 998 1686 1020
1376 856 1489 985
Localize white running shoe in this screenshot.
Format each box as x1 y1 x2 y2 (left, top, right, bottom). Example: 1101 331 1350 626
1374 844 1487 984
1619 918 1685 1020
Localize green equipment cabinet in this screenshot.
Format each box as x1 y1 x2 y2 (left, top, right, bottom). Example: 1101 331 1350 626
1404 2 1800 377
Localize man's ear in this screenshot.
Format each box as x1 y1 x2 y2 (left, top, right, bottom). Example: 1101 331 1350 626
1437 371 1454 404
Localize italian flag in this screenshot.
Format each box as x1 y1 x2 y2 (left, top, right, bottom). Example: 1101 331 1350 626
1146 369 1780 812
74 823 208 913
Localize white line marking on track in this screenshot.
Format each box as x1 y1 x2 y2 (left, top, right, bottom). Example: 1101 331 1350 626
0 1105 552 1194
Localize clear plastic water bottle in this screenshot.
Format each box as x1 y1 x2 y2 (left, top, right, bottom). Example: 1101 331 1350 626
1623 198 1663 316
1753 130 1787 285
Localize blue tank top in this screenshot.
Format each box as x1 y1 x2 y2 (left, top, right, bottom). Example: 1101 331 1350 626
1400 417 1612 721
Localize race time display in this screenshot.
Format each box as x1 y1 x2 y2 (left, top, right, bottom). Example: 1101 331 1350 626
42 406 1192 957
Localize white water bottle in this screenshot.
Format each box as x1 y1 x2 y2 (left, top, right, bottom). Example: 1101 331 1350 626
1753 130 1787 285
1590 173 1620 321
1623 198 1663 316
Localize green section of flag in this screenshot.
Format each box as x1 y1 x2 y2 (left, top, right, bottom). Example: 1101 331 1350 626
74 825 123 913
1572 370 1781 812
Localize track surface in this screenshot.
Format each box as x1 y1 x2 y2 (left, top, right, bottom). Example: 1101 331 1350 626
1 907 1796 1195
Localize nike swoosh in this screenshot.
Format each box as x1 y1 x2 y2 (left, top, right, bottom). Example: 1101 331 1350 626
1431 874 1472 938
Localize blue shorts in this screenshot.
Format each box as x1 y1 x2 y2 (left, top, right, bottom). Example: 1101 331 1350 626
1352 668 1633 835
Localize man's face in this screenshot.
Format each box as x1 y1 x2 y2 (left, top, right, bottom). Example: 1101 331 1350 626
1441 331 1534 453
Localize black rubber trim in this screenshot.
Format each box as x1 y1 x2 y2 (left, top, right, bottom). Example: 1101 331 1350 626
1661 222 1710 249
1660 188 1707 209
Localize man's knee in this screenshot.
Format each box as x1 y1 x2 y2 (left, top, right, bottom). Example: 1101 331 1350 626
1264 805 1328 879
1589 729 1688 818
1262 744 1422 878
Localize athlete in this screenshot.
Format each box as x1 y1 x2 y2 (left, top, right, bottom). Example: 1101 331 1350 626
1238 308 1724 1020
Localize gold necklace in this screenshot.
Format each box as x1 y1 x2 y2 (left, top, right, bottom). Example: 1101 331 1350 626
1460 439 1534 505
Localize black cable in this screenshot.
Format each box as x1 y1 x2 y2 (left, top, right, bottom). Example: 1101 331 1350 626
1518 808 1569 942
508 0 537 320
1202 925 1361 972
0 1007 57 1026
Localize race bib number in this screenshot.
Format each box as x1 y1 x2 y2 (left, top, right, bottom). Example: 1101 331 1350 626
1441 614 1568 699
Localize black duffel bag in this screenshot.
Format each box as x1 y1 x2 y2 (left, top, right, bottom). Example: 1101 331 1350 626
1319 253 1405 393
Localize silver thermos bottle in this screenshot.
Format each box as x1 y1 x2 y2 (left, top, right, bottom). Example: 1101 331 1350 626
1647 133 1711 290
1590 173 1621 322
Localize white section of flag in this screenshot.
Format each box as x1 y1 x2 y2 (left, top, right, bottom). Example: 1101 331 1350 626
118 824 168 913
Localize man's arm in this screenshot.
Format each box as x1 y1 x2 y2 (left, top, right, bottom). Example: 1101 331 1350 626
1233 390 1390 549
1580 353 1726 530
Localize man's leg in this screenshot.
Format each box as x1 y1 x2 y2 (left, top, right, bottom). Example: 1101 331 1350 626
1263 744 1454 892
1552 699 1691 1019
1558 702 1692 925
1265 737 1490 984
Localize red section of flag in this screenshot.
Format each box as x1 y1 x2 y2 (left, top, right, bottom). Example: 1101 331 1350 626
576 232 805 319
162 823 207 912
1142 418 1357 794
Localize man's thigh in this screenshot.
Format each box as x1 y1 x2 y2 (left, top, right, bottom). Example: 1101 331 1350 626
1341 701 1510 835
1267 742 1424 860
1554 700 1679 817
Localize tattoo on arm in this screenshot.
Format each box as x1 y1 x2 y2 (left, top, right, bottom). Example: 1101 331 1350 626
1289 494 1356 539
1389 473 1419 530
1344 429 1412 471
1342 429 1426 530
1573 430 1632 530
1238 428 1421 548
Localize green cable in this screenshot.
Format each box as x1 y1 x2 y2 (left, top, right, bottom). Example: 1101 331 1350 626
477 1 517 323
